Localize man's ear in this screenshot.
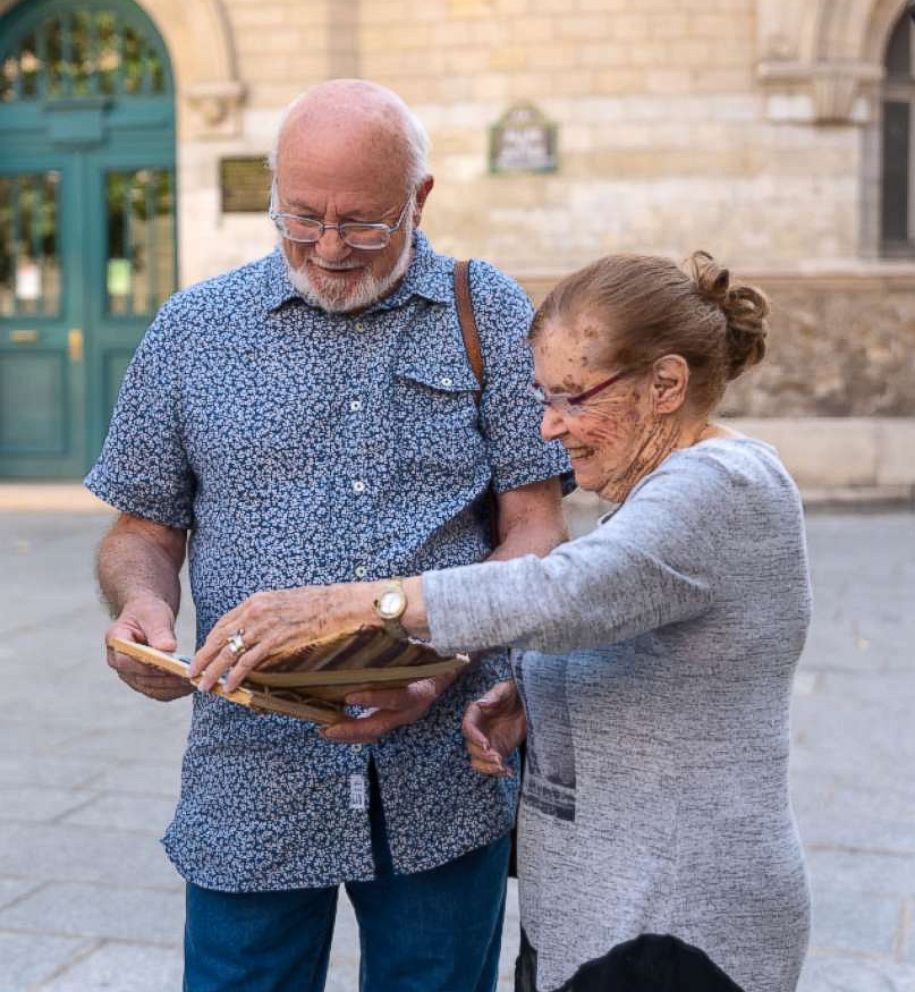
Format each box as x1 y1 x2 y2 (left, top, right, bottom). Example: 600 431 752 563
412 175 434 225
651 354 690 414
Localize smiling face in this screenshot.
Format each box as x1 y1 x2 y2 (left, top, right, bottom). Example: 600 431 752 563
273 90 433 313
533 315 690 503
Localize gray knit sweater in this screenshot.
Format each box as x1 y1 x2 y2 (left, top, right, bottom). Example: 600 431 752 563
423 439 812 992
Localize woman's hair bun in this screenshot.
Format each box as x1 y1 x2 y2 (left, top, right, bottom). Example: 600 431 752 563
686 250 769 381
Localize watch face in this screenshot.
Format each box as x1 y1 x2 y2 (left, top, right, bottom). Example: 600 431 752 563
378 589 404 619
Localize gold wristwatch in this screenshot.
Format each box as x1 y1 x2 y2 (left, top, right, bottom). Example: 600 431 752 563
373 579 409 641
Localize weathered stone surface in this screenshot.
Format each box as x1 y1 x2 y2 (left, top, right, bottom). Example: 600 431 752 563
720 275 915 418
523 273 915 420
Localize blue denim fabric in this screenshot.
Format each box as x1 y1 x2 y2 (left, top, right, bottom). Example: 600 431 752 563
185 767 510 992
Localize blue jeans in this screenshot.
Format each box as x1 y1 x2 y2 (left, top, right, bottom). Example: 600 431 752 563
184 766 510 992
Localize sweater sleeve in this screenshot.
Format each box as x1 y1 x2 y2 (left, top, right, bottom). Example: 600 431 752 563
422 450 737 656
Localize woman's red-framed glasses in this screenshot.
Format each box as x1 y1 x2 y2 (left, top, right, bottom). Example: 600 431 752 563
530 368 632 416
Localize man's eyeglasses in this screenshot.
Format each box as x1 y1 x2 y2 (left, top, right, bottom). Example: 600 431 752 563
269 186 412 251
530 368 632 416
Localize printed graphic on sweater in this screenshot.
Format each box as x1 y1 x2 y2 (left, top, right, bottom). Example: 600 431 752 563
516 655 576 822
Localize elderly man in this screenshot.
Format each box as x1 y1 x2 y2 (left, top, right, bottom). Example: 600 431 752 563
87 79 568 992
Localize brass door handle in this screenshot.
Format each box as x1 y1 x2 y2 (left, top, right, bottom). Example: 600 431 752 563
9 329 39 344
68 328 84 362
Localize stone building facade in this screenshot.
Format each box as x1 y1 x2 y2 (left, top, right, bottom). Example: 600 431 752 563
0 0 913 483
149 0 915 418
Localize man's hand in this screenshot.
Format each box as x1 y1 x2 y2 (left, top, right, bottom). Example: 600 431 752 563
105 595 191 701
319 672 458 745
461 679 526 777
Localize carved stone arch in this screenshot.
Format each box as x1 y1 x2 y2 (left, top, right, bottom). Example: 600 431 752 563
128 0 245 137
757 0 894 125
861 0 909 63
0 0 245 137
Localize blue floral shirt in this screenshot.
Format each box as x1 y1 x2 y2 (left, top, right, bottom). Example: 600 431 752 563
85 231 569 891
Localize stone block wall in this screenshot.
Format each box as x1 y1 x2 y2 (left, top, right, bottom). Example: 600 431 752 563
523 270 915 418
132 0 915 426
175 0 878 285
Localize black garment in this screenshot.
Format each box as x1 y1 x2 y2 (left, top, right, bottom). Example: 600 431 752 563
516 929 746 992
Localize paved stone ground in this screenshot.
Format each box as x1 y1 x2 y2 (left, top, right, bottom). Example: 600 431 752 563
0 510 910 992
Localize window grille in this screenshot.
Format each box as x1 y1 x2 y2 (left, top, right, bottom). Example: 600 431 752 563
0 5 170 103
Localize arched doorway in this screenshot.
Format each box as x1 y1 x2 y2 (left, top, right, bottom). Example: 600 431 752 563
0 0 176 478
881 6 915 255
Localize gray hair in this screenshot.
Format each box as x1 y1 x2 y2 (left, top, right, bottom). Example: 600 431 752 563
267 89 431 190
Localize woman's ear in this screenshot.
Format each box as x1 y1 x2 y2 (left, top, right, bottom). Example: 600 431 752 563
650 354 690 414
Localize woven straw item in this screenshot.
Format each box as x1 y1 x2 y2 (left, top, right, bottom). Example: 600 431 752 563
110 633 467 725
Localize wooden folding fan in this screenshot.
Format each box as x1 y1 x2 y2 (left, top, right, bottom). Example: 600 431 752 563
110 632 468 725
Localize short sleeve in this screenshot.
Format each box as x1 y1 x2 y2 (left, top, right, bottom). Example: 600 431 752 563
84 302 195 529
470 261 571 494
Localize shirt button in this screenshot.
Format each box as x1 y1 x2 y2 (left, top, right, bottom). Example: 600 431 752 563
440 376 453 387
350 400 362 412
352 745 364 753
355 565 368 578
355 321 366 332
352 480 366 494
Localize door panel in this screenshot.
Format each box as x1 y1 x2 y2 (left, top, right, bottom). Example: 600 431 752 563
0 162 86 477
85 149 176 461
0 0 176 479
0 350 68 452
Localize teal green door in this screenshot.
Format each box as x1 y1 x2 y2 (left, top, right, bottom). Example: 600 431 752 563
0 0 176 479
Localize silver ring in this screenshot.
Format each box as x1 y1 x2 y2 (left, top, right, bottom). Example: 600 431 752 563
226 630 247 659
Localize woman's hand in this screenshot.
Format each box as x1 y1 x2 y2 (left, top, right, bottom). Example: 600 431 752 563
461 679 526 777
190 583 377 693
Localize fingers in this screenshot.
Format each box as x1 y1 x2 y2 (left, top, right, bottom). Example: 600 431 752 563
461 701 491 750
465 737 512 776
321 682 437 743
195 640 269 694
343 686 415 710
320 711 392 745
470 756 513 778
189 619 239 678
115 667 192 701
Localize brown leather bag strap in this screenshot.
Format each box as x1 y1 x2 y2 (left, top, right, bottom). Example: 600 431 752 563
454 259 501 546
453 260 484 403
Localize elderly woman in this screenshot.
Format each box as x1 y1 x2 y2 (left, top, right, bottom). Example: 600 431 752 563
192 252 812 992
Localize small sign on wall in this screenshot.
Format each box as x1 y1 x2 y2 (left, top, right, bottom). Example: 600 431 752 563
220 157 272 213
489 103 558 174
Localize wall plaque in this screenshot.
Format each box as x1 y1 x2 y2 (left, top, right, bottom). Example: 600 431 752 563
220 156 272 213
489 103 558 174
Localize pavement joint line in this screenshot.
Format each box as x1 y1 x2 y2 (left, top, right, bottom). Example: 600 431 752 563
0 879 46 913
0 877 184 896
806 842 915 858
1 820 170 840
1 924 178 948
30 937 106 992
47 792 106 826
895 900 912 961
807 945 898 961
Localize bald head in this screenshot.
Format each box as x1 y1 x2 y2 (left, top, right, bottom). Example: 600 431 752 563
269 79 430 191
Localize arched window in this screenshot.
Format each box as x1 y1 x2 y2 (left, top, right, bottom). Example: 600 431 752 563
882 9 915 254
0 6 169 102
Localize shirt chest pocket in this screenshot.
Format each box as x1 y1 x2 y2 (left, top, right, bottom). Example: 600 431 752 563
393 361 485 472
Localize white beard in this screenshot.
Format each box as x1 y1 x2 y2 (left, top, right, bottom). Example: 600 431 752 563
284 217 415 314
